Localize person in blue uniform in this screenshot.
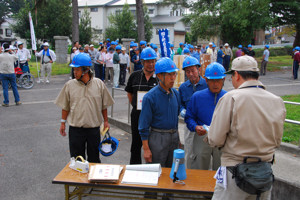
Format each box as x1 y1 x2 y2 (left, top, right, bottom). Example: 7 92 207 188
131 48 143 71
185 62 227 170
217 45 225 65
139 57 180 167
179 56 207 168
125 47 158 164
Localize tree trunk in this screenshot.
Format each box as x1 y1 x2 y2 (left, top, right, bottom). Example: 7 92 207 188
72 0 79 44
136 0 145 42
293 26 300 48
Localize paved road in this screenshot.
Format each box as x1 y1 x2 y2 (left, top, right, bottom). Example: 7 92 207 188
0 70 299 200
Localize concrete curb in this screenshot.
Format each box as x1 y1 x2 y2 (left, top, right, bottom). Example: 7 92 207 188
278 142 300 155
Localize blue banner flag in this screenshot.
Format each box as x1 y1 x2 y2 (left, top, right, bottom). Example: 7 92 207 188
158 29 171 58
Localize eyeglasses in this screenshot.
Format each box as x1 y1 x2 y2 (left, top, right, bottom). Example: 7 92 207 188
165 72 178 77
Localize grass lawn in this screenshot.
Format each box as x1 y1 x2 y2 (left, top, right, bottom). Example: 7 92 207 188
281 94 300 145
28 61 71 77
255 55 293 72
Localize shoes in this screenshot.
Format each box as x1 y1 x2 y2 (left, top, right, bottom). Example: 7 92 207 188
37 79 44 83
2 103 9 107
46 80 50 83
16 101 22 106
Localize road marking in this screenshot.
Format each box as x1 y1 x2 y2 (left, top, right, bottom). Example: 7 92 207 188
22 100 55 105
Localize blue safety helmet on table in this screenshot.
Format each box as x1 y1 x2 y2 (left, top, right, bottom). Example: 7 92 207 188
155 57 179 74
182 56 201 69
99 131 119 156
205 62 226 79
141 47 157 60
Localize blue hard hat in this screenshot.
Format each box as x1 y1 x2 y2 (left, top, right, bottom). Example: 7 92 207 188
130 41 134 44
212 44 216 48
183 48 190 54
141 47 157 60
238 45 242 48
155 57 179 74
153 44 158 49
99 42 103 45
115 45 122 50
205 62 226 79
150 43 154 48
99 131 119 157
111 41 116 45
179 42 183 46
248 44 252 48
183 56 200 69
132 43 138 47
107 38 110 41
295 46 300 51
140 40 146 46
70 53 92 68
265 45 270 49
170 44 174 48
188 44 194 49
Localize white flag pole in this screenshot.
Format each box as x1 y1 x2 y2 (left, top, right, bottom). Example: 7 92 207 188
29 12 40 82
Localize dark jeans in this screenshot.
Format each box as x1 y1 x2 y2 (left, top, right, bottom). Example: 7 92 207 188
20 61 30 73
130 108 143 164
0 73 20 104
223 55 231 71
119 64 127 85
293 60 299 79
69 126 101 163
261 60 268 75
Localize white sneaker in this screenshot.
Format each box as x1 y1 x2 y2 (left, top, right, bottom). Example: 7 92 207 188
46 80 50 83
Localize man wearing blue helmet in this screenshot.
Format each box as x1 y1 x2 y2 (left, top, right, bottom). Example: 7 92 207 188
125 47 159 164
139 57 181 169
248 44 255 57
261 45 270 76
170 44 175 60
177 42 184 55
113 45 122 88
185 62 226 170
179 56 208 168
55 53 114 163
236 45 243 58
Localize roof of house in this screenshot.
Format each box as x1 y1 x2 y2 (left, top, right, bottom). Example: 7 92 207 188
151 15 183 25
78 0 160 7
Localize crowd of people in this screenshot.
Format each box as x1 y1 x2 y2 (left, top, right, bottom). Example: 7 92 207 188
54 38 291 200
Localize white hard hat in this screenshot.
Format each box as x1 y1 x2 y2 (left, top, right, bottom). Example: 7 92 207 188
43 42 49 46
90 44 94 47
209 42 213 45
224 43 229 46
84 44 89 47
121 47 126 51
17 41 23 46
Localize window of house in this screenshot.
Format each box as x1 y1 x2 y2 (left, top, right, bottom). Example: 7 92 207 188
149 9 154 14
116 10 121 15
0 29 3 35
93 29 102 34
6 29 12 37
130 10 136 16
170 11 173 16
91 8 98 12
78 11 81 18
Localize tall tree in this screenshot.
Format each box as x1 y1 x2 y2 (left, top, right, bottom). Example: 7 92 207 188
72 0 79 44
270 0 300 47
0 0 26 25
12 0 72 47
143 4 153 42
105 3 137 41
135 0 145 41
79 7 92 45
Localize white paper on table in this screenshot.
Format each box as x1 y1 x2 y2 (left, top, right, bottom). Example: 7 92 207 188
137 91 147 110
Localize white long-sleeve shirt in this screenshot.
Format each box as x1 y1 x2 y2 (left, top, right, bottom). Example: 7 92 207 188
119 53 130 66
17 48 31 63
105 52 114 68
35 49 56 63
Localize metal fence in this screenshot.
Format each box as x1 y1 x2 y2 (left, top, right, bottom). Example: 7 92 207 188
110 87 300 146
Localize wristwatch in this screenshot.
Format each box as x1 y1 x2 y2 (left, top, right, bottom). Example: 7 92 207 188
61 119 66 123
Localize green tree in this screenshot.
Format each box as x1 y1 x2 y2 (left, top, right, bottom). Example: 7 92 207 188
105 3 137 41
143 5 153 42
79 7 92 45
270 0 300 47
12 0 72 47
0 0 26 25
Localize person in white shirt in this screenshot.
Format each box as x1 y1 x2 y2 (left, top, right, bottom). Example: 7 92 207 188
35 42 56 83
94 46 106 80
16 41 31 72
105 47 114 84
119 47 130 86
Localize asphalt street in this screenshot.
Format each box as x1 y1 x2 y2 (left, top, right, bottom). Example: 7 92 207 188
0 69 300 200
